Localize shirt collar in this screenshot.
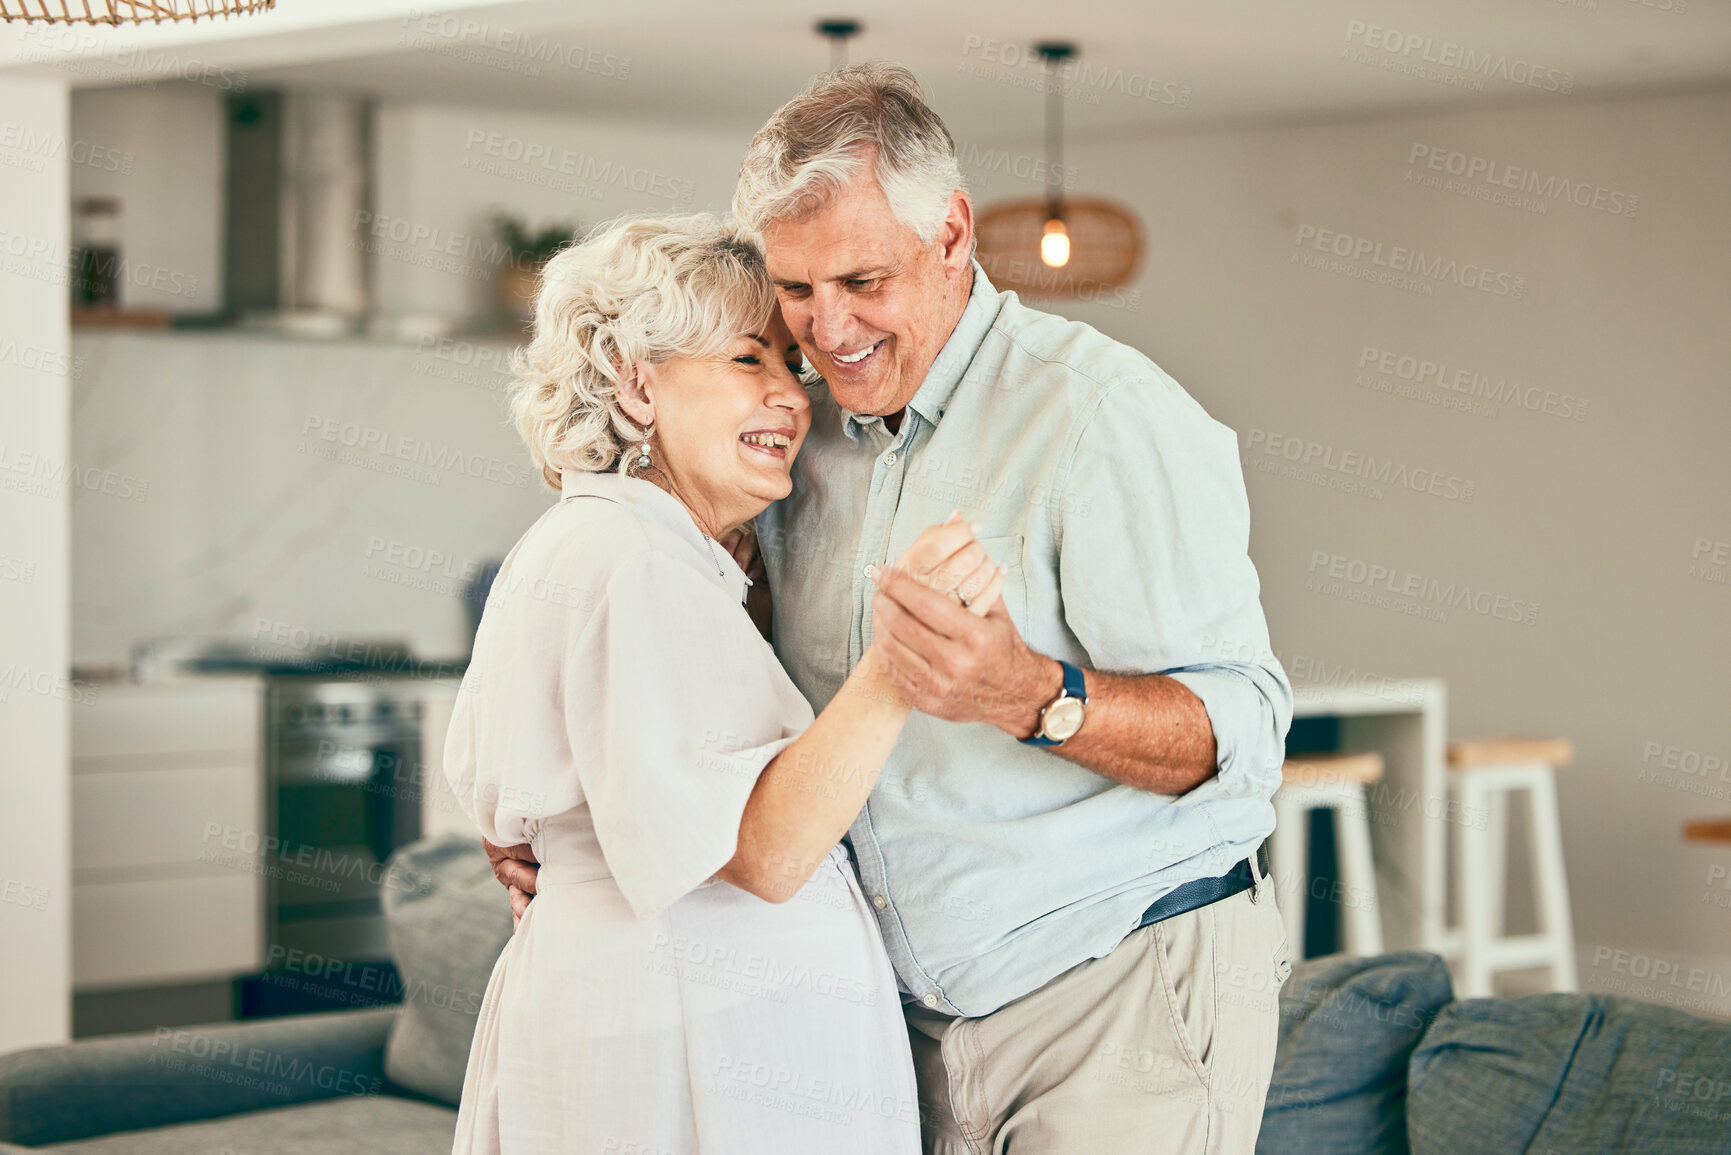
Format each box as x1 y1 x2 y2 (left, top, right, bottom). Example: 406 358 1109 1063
840 259 1002 440
558 468 751 603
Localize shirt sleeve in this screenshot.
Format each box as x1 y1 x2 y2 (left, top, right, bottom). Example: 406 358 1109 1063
1056 374 1292 806
568 550 810 920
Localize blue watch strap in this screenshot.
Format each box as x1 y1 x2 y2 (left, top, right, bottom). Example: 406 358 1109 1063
1059 659 1088 702
1020 660 1088 747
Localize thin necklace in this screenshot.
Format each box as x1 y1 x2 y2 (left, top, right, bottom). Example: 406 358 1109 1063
638 467 725 579
699 533 726 578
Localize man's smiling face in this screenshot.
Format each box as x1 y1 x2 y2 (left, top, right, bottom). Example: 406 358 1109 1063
762 159 974 420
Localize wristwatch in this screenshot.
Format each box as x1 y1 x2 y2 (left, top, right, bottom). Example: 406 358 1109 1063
1020 660 1088 747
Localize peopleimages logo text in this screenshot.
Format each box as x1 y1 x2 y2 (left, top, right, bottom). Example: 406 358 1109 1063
1358 346 1589 421
1307 550 1540 627
1343 21 1575 93
1294 224 1524 298
1408 144 1638 218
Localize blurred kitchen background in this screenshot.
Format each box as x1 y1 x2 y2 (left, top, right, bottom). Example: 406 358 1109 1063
2 0 1729 1051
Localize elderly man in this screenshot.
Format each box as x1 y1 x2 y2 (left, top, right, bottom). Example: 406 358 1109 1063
495 63 1293 1152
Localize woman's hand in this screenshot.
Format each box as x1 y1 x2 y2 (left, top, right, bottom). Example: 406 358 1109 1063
881 512 1006 618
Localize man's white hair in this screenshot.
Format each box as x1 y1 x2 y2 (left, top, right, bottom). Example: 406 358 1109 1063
733 62 965 243
510 212 776 488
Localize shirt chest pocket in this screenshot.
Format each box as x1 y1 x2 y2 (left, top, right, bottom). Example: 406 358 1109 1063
975 534 1026 627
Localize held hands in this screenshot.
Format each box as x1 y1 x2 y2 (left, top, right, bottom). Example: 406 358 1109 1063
874 511 1006 617
484 838 539 932
869 513 1058 737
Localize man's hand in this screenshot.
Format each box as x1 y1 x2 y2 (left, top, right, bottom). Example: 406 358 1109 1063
869 562 1052 736
872 554 1222 794
722 523 774 640
717 523 765 584
483 839 539 932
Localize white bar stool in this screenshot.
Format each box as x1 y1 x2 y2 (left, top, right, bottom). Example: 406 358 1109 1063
1271 752 1385 959
1444 736 1578 997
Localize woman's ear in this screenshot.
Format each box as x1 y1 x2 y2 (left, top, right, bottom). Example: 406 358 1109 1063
614 362 655 428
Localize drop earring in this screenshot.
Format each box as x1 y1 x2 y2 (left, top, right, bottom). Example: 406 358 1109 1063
635 430 652 471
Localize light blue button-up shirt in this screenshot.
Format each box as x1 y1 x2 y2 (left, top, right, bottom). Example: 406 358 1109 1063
756 263 1291 1017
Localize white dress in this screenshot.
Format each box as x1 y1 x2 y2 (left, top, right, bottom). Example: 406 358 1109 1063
444 469 921 1155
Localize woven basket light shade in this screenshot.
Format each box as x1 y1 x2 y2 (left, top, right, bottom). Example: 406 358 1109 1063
975 196 1144 299
2 0 273 22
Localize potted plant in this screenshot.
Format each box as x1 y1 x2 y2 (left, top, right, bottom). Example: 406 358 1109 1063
492 213 578 324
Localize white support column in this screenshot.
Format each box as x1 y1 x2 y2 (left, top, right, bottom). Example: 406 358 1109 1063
0 73 73 1052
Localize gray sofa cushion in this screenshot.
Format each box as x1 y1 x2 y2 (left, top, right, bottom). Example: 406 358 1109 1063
1408 993 1731 1155
41 1094 455 1154
1257 951 1454 1155
381 835 512 1107
0 1008 395 1147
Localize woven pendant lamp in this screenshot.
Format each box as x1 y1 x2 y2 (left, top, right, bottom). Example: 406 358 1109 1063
974 42 1145 300
2 0 274 24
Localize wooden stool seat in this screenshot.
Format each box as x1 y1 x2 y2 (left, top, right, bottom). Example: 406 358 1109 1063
1684 817 1731 844
1447 736 1573 770
1282 751 1385 787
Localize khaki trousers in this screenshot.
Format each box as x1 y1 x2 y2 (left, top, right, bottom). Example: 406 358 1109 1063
904 866 1292 1154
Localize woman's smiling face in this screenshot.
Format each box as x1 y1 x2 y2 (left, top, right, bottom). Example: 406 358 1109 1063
630 307 812 539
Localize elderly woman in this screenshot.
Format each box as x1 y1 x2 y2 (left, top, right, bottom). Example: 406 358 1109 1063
443 213 1004 1154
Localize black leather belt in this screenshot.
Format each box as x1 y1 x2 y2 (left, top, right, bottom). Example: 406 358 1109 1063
1136 843 1269 930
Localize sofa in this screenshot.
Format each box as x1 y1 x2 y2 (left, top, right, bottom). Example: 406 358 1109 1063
2 836 1727 1154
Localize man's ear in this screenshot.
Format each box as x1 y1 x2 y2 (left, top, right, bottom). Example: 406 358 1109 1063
614 361 655 428
939 190 975 276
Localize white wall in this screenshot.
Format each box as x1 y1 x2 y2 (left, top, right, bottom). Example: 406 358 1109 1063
1031 88 1731 1001
59 90 757 325
369 102 753 322
70 329 550 667
67 83 224 314
0 74 73 1052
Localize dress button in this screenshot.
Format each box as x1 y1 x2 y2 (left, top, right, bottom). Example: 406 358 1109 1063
921 993 939 1008
872 894 888 909
883 451 897 465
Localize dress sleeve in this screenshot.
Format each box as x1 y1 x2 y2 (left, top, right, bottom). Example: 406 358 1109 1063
1057 375 1293 806
568 550 810 920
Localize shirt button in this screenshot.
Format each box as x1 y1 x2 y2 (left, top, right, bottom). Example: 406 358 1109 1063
922 993 939 1008
862 564 875 579
882 451 897 465
872 894 888 909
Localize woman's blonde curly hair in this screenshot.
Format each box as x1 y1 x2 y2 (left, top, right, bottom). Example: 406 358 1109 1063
510 212 778 489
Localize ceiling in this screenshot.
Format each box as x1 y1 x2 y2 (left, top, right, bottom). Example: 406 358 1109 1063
4 0 1729 142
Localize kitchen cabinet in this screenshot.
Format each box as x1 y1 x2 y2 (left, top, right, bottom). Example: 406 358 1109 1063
71 677 266 989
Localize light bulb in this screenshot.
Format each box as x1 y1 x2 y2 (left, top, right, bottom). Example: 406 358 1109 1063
1040 218 1070 268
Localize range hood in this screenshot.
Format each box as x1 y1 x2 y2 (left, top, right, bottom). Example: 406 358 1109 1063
225 91 372 335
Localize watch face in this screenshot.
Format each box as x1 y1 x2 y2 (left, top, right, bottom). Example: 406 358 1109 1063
1043 696 1086 742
